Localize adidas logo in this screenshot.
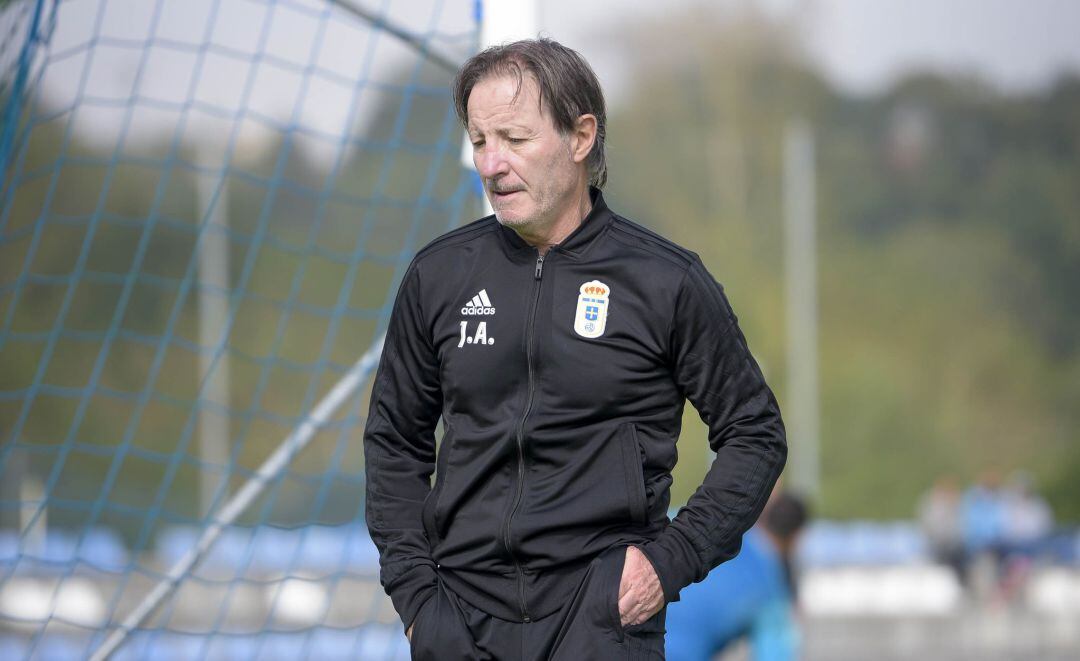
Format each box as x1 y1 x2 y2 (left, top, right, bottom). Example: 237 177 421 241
461 289 495 316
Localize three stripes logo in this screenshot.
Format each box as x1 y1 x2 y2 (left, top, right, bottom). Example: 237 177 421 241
461 289 495 316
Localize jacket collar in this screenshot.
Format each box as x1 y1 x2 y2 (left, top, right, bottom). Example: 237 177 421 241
496 186 612 259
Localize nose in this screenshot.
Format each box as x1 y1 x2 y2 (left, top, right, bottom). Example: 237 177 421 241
474 144 509 180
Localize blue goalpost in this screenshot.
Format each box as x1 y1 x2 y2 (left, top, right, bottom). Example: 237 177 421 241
0 0 481 657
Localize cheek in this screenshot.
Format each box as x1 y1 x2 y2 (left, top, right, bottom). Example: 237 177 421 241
537 149 567 181
547 154 576 190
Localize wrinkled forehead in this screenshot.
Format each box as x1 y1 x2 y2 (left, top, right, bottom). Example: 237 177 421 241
466 66 548 126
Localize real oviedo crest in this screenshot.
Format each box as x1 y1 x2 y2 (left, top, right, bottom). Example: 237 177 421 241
574 280 611 339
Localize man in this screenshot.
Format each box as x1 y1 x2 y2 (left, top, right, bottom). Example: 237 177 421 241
665 491 808 661
364 38 786 660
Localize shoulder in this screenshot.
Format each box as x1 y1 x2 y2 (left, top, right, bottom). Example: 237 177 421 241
601 212 717 301
411 215 502 267
603 212 707 283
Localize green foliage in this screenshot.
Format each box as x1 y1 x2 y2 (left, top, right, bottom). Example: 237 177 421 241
3 6 1077 530
606 7 1080 521
0 59 472 540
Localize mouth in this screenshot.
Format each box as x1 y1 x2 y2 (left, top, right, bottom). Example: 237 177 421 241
490 187 523 202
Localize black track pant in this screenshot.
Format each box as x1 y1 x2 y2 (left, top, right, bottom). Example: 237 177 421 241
409 545 667 660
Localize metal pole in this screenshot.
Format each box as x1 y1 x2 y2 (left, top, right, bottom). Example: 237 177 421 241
783 118 820 499
0 0 47 186
327 0 461 73
196 149 231 521
89 335 386 661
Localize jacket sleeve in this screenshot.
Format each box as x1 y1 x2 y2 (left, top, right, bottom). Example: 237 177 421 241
364 263 442 631
638 257 788 603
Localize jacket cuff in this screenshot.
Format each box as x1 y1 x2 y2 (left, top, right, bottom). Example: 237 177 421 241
388 565 438 632
638 526 703 604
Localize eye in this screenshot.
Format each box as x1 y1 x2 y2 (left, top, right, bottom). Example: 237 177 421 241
471 139 485 148
508 137 526 145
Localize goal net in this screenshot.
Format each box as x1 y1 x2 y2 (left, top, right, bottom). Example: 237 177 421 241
0 0 480 657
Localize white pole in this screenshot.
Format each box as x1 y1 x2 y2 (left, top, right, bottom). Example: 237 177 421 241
479 0 538 49
196 150 231 520
19 475 46 553
461 0 539 216
783 118 820 499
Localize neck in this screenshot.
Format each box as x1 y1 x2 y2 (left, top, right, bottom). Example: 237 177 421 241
514 183 593 255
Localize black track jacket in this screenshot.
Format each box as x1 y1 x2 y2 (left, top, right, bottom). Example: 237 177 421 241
364 188 786 631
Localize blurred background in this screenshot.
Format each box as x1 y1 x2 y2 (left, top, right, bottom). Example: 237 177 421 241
1 0 1077 658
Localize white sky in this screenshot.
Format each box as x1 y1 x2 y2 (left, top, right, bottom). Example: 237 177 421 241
23 0 1080 163
32 0 475 160
542 0 1080 98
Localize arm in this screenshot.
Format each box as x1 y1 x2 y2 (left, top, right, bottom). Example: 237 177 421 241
364 264 442 632
639 257 787 603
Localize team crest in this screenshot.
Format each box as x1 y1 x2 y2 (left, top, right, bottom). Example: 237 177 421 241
574 280 611 339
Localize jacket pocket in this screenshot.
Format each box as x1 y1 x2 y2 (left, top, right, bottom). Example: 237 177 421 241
608 548 628 642
421 424 455 544
409 595 436 657
618 423 649 526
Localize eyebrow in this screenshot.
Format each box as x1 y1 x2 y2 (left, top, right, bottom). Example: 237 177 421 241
468 125 533 137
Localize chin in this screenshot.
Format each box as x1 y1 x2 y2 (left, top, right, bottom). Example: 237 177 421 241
492 205 534 228
495 212 529 227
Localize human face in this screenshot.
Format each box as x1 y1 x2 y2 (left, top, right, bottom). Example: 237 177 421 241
466 74 586 234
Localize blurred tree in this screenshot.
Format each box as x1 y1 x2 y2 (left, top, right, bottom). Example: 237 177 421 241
602 6 1080 521
3 6 1077 525
0 56 467 541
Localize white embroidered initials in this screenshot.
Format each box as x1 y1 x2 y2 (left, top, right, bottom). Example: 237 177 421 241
458 320 494 348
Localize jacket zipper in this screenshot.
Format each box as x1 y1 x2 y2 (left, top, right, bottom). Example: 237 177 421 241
503 252 545 623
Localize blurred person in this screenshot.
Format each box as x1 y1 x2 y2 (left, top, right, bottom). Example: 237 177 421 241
960 469 1007 557
998 471 1054 600
363 38 787 660
917 474 965 581
959 469 1007 598
665 492 809 661
1001 470 1053 557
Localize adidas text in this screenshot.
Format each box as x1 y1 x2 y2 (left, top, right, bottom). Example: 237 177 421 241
461 288 495 316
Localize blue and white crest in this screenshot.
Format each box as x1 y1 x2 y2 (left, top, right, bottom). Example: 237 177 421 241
574 280 611 339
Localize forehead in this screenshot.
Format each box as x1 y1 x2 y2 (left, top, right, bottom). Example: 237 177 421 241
466 72 549 129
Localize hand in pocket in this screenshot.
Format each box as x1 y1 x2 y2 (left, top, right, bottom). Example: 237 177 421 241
617 546 664 627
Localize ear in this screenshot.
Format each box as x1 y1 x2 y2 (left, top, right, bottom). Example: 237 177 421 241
569 114 597 165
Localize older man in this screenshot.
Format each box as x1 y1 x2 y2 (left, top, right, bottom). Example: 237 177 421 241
364 38 786 660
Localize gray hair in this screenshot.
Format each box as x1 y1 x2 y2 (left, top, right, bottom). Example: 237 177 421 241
452 38 608 188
